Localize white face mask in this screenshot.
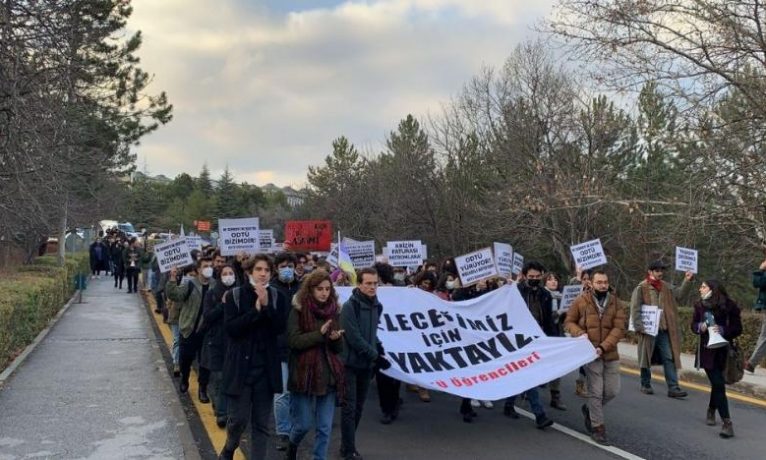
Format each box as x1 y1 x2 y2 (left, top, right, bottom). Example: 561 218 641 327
445 280 456 290
221 275 236 286
201 267 214 279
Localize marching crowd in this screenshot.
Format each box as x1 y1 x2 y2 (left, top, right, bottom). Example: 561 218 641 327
89 237 766 460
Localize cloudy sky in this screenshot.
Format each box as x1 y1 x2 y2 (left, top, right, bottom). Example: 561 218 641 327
129 0 556 187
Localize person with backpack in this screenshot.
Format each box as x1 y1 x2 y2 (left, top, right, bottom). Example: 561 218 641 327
218 255 287 460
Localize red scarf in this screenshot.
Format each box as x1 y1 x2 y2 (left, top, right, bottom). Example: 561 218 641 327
646 275 663 292
297 299 346 400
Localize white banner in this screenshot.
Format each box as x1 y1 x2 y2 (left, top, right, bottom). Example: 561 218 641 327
344 238 376 269
455 247 498 286
337 285 596 400
570 238 607 270
559 285 584 312
259 230 275 253
629 304 662 337
386 240 424 267
493 242 514 278
512 252 524 275
675 246 698 274
218 218 260 256
155 238 194 273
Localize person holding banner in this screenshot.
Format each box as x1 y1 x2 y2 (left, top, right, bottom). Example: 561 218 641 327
284 270 345 460
691 280 742 438
219 255 286 460
631 260 693 398
565 270 627 446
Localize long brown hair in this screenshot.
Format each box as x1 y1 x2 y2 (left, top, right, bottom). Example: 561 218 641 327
296 269 338 309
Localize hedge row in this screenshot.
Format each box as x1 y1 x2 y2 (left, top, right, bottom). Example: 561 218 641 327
625 307 765 366
0 254 89 372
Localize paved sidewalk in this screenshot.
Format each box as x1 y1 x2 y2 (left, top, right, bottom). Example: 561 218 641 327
0 277 199 459
619 341 766 399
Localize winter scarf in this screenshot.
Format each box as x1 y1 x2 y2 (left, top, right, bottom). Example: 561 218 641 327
297 298 346 399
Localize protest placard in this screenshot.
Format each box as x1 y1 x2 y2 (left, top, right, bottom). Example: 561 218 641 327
628 305 662 337
386 240 424 267
284 220 332 251
155 238 193 273
512 252 524 275
185 235 203 251
675 246 698 273
559 285 584 312
218 218 260 256
570 238 607 270
455 247 498 286
493 242 514 278
258 230 274 253
343 238 376 269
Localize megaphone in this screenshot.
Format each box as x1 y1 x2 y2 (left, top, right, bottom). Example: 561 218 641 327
707 328 728 349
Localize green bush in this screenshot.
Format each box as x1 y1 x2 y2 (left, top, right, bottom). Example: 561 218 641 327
625 306 766 366
0 253 89 371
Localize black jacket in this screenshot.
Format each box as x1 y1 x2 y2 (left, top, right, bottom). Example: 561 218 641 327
518 282 556 336
270 278 300 362
340 288 382 370
222 284 287 396
201 282 232 372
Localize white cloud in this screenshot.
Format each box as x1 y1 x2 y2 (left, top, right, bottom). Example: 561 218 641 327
130 0 555 187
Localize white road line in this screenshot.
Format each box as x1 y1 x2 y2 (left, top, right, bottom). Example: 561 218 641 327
515 408 645 460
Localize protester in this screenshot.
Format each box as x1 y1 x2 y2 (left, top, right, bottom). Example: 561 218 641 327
504 261 555 429
745 257 766 373
219 254 286 460
631 260 693 397
140 243 155 291
570 267 592 397
544 272 567 411
270 251 300 451
123 237 143 294
340 267 386 460
285 270 345 460
89 237 108 278
295 253 308 281
565 270 627 445
111 239 126 289
407 270 438 403
435 272 460 301
150 255 166 317
691 280 742 438
212 250 227 280
373 262 402 425
331 268 353 287
166 266 186 377
166 257 216 403
202 265 237 428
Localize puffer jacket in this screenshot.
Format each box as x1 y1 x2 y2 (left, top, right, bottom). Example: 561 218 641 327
565 291 627 361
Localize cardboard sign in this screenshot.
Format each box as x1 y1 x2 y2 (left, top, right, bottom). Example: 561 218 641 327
185 235 203 252
559 285 584 312
675 246 698 274
570 239 607 270
219 217 260 256
455 247 498 286
259 230 275 253
493 242 514 278
386 240 424 267
512 252 524 275
155 238 194 273
344 238 376 269
629 305 662 337
284 220 332 251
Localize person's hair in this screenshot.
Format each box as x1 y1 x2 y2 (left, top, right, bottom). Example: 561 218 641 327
274 251 297 267
440 258 457 276
703 279 731 313
591 269 608 279
545 272 561 283
196 256 213 268
522 260 546 275
358 267 378 282
213 249 222 258
316 260 332 273
374 262 395 285
243 254 274 273
414 270 438 288
181 264 197 276
436 272 457 291
296 252 308 263
296 269 338 307
424 261 438 270
220 264 236 276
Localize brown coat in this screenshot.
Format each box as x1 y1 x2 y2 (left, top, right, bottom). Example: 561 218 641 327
630 279 691 370
565 292 627 361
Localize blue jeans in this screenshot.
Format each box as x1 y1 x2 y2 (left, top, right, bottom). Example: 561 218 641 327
640 330 680 390
290 391 337 460
171 324 180 365
274 361 291 436
506 387 545 417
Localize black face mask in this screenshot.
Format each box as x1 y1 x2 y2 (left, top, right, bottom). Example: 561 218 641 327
526 279 541 288
594 289 608 300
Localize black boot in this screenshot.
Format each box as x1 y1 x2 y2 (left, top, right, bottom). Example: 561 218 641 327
198 387 210 404
285 442 298 460
218 447 235 460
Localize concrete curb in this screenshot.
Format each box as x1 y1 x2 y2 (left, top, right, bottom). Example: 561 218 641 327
619 355 766 401
0 289 80 389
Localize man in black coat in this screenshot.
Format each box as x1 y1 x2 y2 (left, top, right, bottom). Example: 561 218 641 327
218 254 286 460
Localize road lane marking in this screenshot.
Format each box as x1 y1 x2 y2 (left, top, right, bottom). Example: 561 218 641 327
515 407 645 460
144 293 246 460
619 367 766 409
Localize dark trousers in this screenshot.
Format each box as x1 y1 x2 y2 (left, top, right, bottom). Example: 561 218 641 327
113 270 124 288
224 368 274 460
126 268 139 292
704 367 730 419
341 367 373 455
459 398 473 415
376 371 401 416
154 290 166 316
179 331 210 389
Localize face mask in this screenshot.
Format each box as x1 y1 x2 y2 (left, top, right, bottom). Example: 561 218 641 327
248 275 259 287
445 280 456 290
304 266 314 274
221 275 236 287
201 267 214 279
278 267 295 283
527 279 541 288
701 290 713 300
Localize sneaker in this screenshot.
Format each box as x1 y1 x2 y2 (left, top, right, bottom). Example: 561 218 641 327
640 385 654 395
275 434 289 451
462 412 474 423
668 388 688 399
470 399 481 408
581 404 592 433
503 404 520 419
481 400 494 409
343 451 363 460
535 414 554 429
